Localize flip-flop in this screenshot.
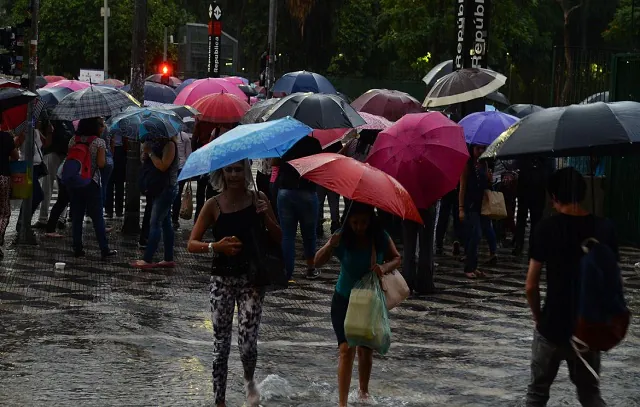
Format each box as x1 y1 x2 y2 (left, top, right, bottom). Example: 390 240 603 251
156 261 176 268
130 260 156 269
465 272 477 279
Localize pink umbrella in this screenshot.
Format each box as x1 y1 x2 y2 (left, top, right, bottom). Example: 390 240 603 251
44 80 91 92
315 113 393 149
174 78 247 105
249 96 259 105
355 112 394 130
366 112 469 209
44 75 66 83
223 76 249 85
100 78 125 87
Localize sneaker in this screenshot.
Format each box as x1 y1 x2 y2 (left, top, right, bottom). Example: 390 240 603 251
245 380 261 407
306 268 320 280
101 249 118 260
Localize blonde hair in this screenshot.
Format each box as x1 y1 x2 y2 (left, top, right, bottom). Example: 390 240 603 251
209 159 254 191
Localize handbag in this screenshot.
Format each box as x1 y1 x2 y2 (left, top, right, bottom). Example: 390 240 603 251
35 144 48 179
481 189 508 220
179 182 193 220
371 245 409 310
248 192 288 290
9 160 32 199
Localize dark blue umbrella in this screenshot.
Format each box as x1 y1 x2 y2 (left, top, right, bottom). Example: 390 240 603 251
37 87 73 107
122 81 177 104
174 78 196 96
272 71 337 95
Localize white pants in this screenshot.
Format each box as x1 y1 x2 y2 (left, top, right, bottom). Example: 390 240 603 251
38 153 64 223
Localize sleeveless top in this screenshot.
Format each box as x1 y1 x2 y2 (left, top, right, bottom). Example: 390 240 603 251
150 140 179 188
211 195 260 276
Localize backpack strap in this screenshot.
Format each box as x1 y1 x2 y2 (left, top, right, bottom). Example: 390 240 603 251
571 336 600 381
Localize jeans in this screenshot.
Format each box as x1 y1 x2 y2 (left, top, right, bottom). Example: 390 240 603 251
526 330 604 407
39 152 63 223
464 211 497 273
435 189 463 249
100 163 113 209
317 185 340 232
277 189 318 279
171 176 188 224
144 186 178 263
16 164 45 232
46 178 69 233
106 146 126 217
402 206 436 293
70 182 108 252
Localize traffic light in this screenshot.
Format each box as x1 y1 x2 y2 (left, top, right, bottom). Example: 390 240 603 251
159 61 172 85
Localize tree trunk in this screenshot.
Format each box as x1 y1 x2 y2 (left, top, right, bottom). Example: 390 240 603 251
122 0 147 235
557 0 582 106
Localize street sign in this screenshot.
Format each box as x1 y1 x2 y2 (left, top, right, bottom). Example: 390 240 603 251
208 2 222 77
453 0 491 70
100 7 111 17
79 69 105 84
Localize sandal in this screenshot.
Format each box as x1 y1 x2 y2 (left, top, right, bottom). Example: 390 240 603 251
465 272 477 279
156 261 176 268
130 260 156 269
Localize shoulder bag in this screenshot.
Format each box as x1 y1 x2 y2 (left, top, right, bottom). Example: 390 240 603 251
371 245 409 310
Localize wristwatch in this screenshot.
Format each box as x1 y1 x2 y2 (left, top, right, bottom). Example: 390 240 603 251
208 242 218 258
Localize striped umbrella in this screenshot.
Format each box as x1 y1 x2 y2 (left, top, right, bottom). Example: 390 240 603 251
422 68 507 108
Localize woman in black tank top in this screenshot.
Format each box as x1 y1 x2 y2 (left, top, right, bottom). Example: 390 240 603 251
187 159 280 407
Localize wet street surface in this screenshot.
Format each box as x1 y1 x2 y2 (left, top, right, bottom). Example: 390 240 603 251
1 200 639 406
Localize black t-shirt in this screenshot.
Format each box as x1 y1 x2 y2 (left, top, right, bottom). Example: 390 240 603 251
0 132 15 176
278 136 322 191
530 213 618 345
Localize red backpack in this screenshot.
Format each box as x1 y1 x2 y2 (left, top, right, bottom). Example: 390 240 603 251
61 136 97 188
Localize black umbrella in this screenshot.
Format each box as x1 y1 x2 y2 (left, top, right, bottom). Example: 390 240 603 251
37 87 73 107
238 84 258 97
336 92 352 104
504 104 544 118
486 91 510 106
581 91 609 104
35 76 47 89
482 102 640 160
149 104 200 119
423 68 507 108
422 60 497 89
262 93 366 129
240 98 279 124
0 87 38 111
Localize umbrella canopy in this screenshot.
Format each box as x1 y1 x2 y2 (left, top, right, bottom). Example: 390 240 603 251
355 112 394 131
51 86 140 121
122 81 177 104
223 76 249 85
263 93 366 129
240 98 280 124
99 78 125 87
44 75 66 83
146 104 200 119
145 74 182 88
288 153 423 223
0 87 38 111
504 104 544 118
485 104 497 111
174 78 196 95
272 71 337 95
423 68 507 108
482 101 640 160
238 84 258 97
191 92 251 123
178 117 313 181
35 76 47 88
459 111 519 146
37 87 73 107
486 91 510 106
174 78 246 105
336 92 352 104
366 112 469 209
44 80 91 92
351 89 422 122
108 107 184 141
582 91 609 104
0 79 20 88
422 60 454 88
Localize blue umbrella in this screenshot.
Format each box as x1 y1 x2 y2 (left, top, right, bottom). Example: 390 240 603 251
485 104 496 111
108 107 184 141
174 78 196 96
37 87 73 107
122 81 177 104
459 111 519 146
272 71 337 95
178 117 313 181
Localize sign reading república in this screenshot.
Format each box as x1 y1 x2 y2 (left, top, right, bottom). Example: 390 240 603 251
454 0 491 70
208 2 222 77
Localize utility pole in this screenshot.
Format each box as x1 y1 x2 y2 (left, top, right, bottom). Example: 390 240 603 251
122 0 147 235
103 0 109 79
266 0 277 97
163 26 168 61
17 0 39 245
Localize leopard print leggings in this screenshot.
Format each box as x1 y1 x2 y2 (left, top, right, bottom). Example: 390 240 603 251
209 275 264 405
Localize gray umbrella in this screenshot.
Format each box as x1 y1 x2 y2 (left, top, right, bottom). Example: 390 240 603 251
51 86 140 120
262 93 366 129
423 68 507 108
486 91 510 106
240 98 280 124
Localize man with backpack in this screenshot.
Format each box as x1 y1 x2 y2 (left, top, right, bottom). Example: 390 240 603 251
525 167 628 406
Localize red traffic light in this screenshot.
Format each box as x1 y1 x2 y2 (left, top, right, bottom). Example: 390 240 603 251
159 62 171 76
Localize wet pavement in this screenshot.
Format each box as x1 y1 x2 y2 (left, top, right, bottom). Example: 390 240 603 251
1 198 639 407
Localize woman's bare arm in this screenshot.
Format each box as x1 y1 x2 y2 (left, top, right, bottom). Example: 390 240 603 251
188 198 217 253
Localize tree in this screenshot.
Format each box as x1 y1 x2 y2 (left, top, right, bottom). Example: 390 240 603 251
556 0 584 105
327 0 376 76
286 0 316 36
603 0 640 49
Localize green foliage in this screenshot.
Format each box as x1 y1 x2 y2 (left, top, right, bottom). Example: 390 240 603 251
327 0 376 76
603 0 640 48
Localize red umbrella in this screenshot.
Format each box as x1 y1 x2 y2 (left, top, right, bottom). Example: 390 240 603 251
366 112 468 209
288 153 423 224
351 89 423 122
174 78 247 105
191 92 251 123
44 75 66 83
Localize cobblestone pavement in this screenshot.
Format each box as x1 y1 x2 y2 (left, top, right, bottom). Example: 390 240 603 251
1 197 639 407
